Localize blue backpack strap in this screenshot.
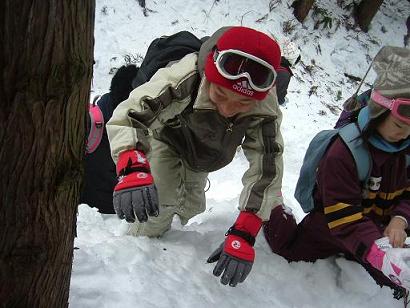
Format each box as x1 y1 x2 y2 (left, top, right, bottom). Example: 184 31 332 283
338 123 372 184
294 129 340 213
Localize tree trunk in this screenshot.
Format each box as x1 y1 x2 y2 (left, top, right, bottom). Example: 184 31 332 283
292 0 315 23
0 1 95 307
355 0 384 32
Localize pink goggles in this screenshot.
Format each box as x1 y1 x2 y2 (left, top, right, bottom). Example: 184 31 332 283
371 90 410 125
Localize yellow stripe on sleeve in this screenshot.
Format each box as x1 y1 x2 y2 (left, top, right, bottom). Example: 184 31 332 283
362 205 392 216
328 212 363 229
324 203 351 214
368 188 406 200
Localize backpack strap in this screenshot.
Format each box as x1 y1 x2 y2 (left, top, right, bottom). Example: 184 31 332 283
294 129 340 213
338 123 372 184
86 97 104 154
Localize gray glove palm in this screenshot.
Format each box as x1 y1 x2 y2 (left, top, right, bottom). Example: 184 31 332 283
113 184 159 223
207 242 253 287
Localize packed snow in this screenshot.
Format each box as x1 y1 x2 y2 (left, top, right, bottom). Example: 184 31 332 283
70 0 410 307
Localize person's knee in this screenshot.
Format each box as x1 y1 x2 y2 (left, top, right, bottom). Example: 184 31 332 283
127 204 176 237
127 218 173 237
182 180 207 218
178 202 206 225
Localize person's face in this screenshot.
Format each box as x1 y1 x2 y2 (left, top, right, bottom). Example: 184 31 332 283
208 83 259 118
377 113 410 143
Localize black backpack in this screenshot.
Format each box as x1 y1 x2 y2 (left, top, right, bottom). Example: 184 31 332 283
132 31 205 88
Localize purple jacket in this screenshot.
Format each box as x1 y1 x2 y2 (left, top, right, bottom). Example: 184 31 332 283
313 137 410 261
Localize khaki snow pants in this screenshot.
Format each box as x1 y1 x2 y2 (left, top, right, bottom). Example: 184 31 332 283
127 136 208 237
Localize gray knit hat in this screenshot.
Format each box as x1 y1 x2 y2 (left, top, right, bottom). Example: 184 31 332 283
368 46 410 119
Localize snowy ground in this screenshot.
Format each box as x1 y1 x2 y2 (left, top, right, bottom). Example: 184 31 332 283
70 0 410 307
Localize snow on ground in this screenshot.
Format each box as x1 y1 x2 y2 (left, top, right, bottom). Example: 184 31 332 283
70 1 410 307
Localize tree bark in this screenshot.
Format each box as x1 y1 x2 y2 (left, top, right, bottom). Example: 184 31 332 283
0 1 95 307
355 0 384 32
292 0 315 23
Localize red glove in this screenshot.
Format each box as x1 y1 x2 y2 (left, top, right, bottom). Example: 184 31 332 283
207 211 262 286
113 150 159 223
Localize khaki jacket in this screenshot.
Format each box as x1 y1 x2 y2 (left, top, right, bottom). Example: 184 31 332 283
107 48 284 221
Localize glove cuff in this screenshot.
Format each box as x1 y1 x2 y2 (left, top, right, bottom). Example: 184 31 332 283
116 149 150 176
114 172 154 191
226 227 255 247
234 211 263 237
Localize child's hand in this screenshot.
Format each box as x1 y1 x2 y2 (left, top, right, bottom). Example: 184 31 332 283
384 216 408 248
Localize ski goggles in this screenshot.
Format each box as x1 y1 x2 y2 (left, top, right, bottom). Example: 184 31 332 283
213 49 277 92
371 90 410 125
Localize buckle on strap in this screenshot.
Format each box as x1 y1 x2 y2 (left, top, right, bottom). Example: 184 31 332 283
225 226 255 247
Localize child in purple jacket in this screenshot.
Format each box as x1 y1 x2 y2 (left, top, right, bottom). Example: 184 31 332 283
264 46 410 300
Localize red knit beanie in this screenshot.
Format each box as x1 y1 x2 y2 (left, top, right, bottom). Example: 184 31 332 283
205 26 281 100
